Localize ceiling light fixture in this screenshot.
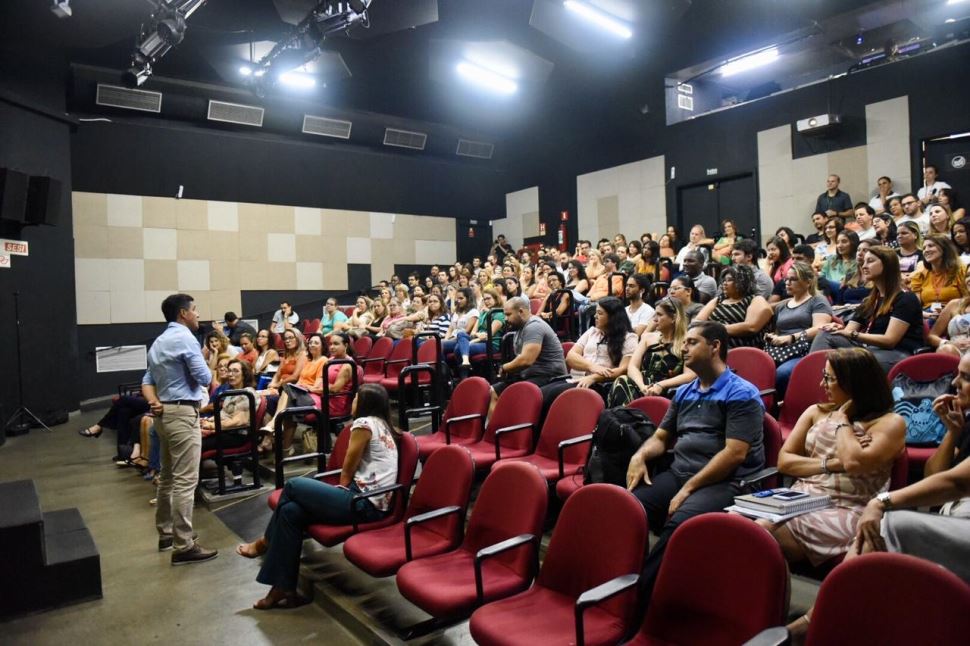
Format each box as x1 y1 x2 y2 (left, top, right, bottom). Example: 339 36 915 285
946 0 966 5
563 0 633 39
720 47 780 77
239 65 253 76
456 61 518 95
279 71 316 88
123 0 208 87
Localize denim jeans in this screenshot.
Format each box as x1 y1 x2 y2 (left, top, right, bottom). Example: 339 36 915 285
455 330 490 361
257 477 385 591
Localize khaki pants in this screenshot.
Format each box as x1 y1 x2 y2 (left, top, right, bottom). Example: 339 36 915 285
155 403 201 552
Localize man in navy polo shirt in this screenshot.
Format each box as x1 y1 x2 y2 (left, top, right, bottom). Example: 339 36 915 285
627 320 764 595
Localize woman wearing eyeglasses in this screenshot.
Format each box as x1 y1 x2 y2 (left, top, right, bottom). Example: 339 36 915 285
746 347 904 578
765 262 834 399
695 264 773 349
200 359 260 453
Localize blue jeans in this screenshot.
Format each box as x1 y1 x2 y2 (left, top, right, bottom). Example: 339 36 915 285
442 339 459 357
257 477 385 591
455 330 490 361
775 357 801 400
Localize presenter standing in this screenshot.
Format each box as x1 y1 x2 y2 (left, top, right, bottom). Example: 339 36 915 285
142 293 218 565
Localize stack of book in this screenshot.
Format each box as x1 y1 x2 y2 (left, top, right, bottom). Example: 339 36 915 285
725 488 832 522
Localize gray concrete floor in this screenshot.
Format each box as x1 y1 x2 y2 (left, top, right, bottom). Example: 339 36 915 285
0 409 362 646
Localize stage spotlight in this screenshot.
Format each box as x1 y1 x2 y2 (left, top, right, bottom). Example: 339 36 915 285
279 71 316 88
720 47 779 77
563 0 633 40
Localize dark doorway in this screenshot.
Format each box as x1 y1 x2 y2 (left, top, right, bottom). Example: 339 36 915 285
677 173 759 244
456 220 493 262
924 134 970 209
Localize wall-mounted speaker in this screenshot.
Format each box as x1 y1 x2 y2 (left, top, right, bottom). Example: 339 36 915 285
0 168 29 223
26 176 62 226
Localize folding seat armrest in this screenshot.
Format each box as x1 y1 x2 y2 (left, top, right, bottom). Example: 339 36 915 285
742 626 790 646
493 422 535 461
444 412 485 443
404 505 463 561
574 573 640 646
558 434 594 479
350 483 403 532
738 467 779 491
383 357 410 376
474 533 538 604
759 388 776 398
313 468 342 480
359 356 384 364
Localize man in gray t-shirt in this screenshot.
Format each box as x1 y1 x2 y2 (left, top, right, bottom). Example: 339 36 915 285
489 297 567 413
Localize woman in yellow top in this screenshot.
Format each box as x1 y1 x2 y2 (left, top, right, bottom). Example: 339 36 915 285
909 234 968 314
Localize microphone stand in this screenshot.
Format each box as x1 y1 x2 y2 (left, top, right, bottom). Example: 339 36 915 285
3 292 51 435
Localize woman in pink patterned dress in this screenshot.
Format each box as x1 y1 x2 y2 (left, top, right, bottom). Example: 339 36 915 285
756 347 905 567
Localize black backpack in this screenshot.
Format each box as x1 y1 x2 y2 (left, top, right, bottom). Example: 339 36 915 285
584 407 657 486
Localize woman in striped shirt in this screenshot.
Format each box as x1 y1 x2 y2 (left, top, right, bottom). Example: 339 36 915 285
695 264 772 348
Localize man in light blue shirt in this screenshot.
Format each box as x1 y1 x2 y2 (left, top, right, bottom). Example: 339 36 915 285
142 293 217 565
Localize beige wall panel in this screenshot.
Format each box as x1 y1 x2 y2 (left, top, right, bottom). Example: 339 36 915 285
189 291 212 321
413 215 456 241
264 205 295 233
294 207 322 235
72 192 107 227
598 196 620 239
143 291 171 323
144 260 178 291
394 239 417 265
296 262 324 290
322 263 349 291
346 237 371 264
238 203 268 232
109 259 145 293
295 235 325 262
76 291 111 325
828 146 869 207
76 258 112 292
143 196 177 229
866 138 912 194
414 240 454 265
175 199 207 230
264 262 296 291
111 290 146 323
370 212 395 239
107 226 144 259
143 227 177 260
640 187 667 236
521 211 541 238
177 229 211 260
74 225 108 258
759 196 796 244
757 125 792 164
209 290 242 320
240 261 269 290
106 194 143 228
177 260 210 292
238 231 267 262
209 260 240 292
324 209 352 237
371 239 395 282
758 160 794 200
207 201 239 232
209 231 238 260
866 96 909 144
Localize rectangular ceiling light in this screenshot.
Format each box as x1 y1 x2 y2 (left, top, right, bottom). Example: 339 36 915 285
456 61 518 95
720 47 779 77
563 1 633 39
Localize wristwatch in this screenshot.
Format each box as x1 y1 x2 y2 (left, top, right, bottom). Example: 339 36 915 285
876 491 893 510
850 330 860 342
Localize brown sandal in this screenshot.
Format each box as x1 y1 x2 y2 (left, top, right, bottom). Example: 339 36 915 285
253 591 310 610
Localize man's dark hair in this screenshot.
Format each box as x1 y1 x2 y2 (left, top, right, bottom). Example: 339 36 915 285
689 320 729 361
792 244 815 261
901 192 917 202
630 273 651 293
925 164 939 174
224 311 238 323
854 202 876 216
733 238 758 260
603 253 620 266
161 293 194 323
279 300 291 308
408 272 419 280
597 238 610 246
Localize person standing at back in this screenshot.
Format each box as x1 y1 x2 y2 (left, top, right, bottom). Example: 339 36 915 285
141 293 218 565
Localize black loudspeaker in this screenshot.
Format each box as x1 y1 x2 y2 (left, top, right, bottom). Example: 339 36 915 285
0 168 29 223
25 176 62 226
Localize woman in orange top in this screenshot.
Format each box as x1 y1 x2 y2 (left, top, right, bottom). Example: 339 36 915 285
259 332 327 454
909 234 968 315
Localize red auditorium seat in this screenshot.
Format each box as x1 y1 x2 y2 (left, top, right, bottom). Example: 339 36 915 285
749 553 970 646
267 432 419 547
395 462 548 626
383 336 438 395
303 318 321 335
555 395 670 502
727 346 777 411
629 513 788 646
887 353 960 477
493 387 604 484
469 484 648 646
463 381 543 471
368 337 412 386
415 376 491 460
352 335 372 359
778 350 830 440
343 445 474 577
360 337 394 384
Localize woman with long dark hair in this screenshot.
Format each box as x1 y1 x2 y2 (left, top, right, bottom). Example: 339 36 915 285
766 236 794 285
238 384 401 609
873 212 899 249
695 264 772 348
565 260 589 296
896 220 924 280
819 230 860 300
909 234 968 313
540 296 636 404
810 246 924 372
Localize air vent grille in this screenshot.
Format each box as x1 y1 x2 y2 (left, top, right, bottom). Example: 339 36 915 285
383 128 427 150
207 100 264 127
302 115 353 139
95 84 162 113
456 139 494 159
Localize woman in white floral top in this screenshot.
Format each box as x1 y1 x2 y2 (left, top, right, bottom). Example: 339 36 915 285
237 384 400 610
